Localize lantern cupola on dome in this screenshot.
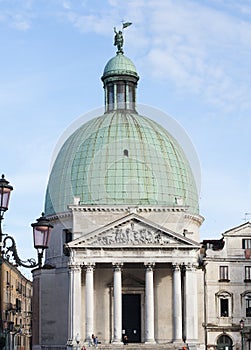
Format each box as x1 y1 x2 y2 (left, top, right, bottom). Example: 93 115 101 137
102 25 139 113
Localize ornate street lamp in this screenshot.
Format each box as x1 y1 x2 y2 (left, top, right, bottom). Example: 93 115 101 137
31 213 53 268
240 319 245 350
0 174 13 237
0 174 53 269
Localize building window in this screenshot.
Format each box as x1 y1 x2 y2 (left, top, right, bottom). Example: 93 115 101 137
245 267 251 282
63 229 72 244
128 83 135 110
216 291 232 318
107 84 114 111
243 239 251 249
16 299 21 313
6 271 9 284
246 298 251 317
220 298 229 317
219 266 229 281
117 83 126 109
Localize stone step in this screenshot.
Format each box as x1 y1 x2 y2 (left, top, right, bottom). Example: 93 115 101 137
95 343 183 350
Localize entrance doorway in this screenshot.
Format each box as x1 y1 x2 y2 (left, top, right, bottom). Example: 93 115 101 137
217 334 233 350
122 294 141 343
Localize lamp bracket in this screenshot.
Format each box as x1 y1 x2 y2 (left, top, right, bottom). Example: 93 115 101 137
2 235 38 268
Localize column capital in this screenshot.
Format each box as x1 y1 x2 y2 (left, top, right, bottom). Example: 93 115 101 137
83 262 95 272
68 263 82 272
112 262 123 271
172 263 181 271
144 262 155 271
184 262 198 271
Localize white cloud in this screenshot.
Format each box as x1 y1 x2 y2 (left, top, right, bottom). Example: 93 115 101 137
11 13 31 30
63 12 112 34
0 0 250 116
130 0 251 113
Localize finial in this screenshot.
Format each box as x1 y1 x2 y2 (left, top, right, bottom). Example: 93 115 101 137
113 22 132 55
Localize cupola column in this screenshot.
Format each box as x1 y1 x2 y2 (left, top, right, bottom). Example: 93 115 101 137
112 263 123 344
68 263 82 344
114 84 117 111
144 263 156 344
184 263 198 343
84 263 95 343
172 263 183 342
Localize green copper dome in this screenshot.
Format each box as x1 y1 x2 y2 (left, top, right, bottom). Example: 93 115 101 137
45 111 199 215
103 53 138 79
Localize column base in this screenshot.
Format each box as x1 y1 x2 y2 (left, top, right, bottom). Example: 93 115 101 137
145 340 156 344
112 341 123 345
173 339 184 343
185 341 200 350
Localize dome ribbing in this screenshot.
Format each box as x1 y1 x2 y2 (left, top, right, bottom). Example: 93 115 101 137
103 53 138 79
45 111 198 215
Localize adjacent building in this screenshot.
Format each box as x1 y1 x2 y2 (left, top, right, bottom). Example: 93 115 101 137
1 260 32 350
201 222 251 350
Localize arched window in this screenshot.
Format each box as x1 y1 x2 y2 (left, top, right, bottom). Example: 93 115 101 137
217 334 233 350
216 291 233 317
241 291 251 317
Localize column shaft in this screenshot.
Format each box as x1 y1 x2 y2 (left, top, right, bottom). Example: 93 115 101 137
185 263 198 342
85 264 95 342
172 263 183 342
68 264 82 343
113 263 123 344
145 263 155 344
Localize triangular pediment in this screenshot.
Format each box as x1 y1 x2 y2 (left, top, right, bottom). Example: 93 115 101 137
223 221 251 237
68 213 199 249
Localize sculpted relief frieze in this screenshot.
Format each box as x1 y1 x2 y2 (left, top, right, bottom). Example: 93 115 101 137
88 221 172 246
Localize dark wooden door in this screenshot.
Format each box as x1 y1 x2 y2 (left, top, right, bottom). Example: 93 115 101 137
122 294 141 343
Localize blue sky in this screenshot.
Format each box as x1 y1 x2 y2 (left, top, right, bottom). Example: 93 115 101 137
1 0 251 275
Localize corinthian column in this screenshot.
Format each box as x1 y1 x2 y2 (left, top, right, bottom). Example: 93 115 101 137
68 263 82 344
185 263 198 342
172 263 182 342
84 263 95 342
112 263 123 344
144 263 155 344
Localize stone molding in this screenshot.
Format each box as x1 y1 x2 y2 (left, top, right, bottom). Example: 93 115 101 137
68 205 188 213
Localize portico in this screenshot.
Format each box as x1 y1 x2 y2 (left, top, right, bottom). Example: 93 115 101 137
65 210 201 345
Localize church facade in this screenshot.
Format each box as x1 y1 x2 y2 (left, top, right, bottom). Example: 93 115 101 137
32 30 250 350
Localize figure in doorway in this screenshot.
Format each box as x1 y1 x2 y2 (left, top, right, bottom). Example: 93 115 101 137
123 335 128 345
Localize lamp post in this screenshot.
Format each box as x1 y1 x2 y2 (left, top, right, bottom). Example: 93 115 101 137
0 174 53 269
0 174 53 349
0 174 13 246
240 319 245 350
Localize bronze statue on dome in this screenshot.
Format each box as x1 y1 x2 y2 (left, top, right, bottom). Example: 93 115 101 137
114 28 124 54
114 22 132 54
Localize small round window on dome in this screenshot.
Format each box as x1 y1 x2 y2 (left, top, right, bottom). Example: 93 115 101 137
124 149 128 157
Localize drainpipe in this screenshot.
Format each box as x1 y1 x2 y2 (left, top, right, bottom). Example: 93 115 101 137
203 261 208 350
